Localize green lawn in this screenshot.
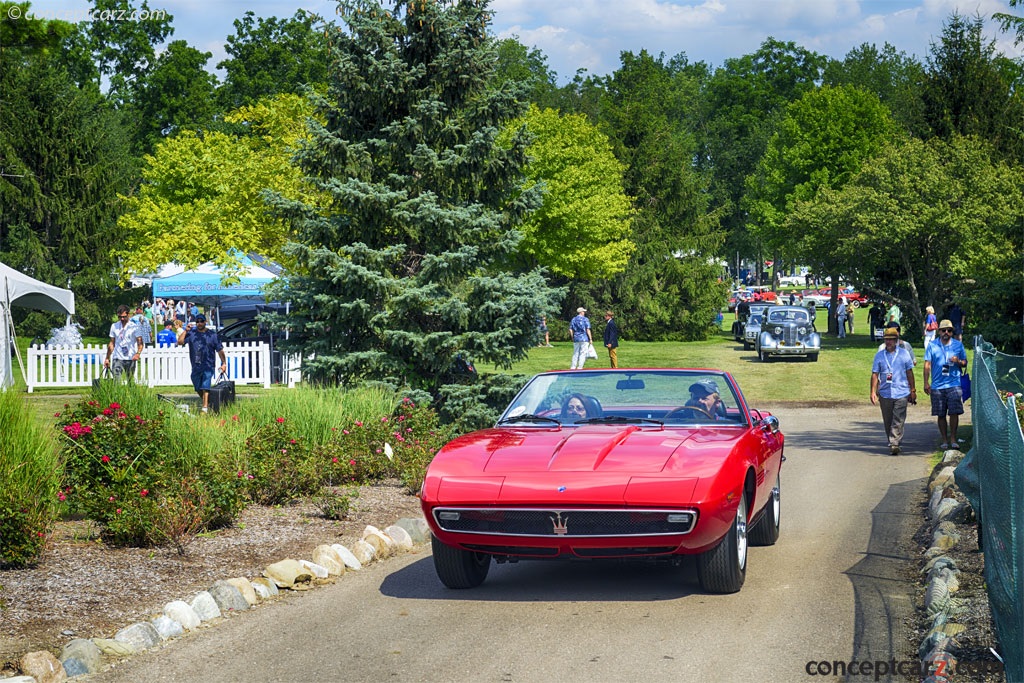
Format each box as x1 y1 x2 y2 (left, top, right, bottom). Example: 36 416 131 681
14 307 946 416
497 307 936 407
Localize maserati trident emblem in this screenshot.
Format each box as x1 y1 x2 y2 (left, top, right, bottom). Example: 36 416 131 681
550 512 569 535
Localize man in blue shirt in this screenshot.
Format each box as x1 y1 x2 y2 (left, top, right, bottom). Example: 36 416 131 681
156 322 177 347
871 327 918 455
175 314 227 414
568 307 592 370
924 319 968 450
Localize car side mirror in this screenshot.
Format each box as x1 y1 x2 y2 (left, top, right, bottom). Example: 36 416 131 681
760 415 780 434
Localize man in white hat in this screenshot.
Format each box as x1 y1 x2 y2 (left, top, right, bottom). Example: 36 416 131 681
870 327 917 455
568 307 592 370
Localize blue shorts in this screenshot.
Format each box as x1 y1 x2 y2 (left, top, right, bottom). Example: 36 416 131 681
930 386 964 416
191 368 214 394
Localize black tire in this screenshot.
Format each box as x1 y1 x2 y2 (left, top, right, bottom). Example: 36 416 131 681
749 472 780 546
431 535 490 589
808 353 819 362
760 349 772 363
697 493 747 593
743 341 752 350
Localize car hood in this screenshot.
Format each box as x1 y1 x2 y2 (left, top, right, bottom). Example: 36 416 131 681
429 424 746 497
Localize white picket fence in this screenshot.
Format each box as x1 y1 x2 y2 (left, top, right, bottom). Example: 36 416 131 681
25 342 287 392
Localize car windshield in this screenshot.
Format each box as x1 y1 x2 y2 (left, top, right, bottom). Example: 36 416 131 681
767 309 809 324
747 315 763 326
498 370 749 428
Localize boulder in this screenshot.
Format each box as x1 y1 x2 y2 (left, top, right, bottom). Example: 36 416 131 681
113 622 161 652
209 579 250 612
226 577 259 606
352 539 377 565
91 638 135 658
264 558 313 589
251 577 280 599
60 639 101 675
151 614 185 639
384 524 414 551
331 543 362 571
299 559 330 579
394 517 430 543
312 544 346 575
21 650 66 683
164 600 202 630
190 591 222 621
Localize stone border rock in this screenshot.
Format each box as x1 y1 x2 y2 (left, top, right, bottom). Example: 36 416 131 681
918 449 1001 683
8 518 431 682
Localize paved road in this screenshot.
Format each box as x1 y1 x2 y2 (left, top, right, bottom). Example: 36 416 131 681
90 405 941 683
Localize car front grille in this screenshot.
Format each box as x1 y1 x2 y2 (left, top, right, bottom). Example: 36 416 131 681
781 325 799 345
433 508 697 537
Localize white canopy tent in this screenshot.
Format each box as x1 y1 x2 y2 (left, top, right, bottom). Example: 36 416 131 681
1 261 76 390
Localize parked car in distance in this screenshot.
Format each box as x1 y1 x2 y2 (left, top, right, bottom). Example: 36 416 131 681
732 302 772 346
421 368 785 594
757 306 821 362
743 313 766 350
776 275 807 288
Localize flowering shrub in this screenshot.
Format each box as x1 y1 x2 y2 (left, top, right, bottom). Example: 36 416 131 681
57 399 244 546
242 418 323 505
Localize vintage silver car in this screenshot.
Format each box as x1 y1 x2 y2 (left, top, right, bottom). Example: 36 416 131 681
732 302 773 344
756 306 821 362
742 313 765 350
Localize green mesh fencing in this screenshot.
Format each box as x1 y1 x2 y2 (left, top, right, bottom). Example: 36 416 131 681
954 337 1024 682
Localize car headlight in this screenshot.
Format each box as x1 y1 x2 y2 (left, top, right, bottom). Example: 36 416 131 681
798 327 806 334
774 327 782 335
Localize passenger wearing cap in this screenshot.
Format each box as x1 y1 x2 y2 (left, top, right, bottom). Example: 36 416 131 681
568 306 593 370
923 319 968 450
870 327 917 455
683 380 725 420
175 313 227 413
876 321 916 365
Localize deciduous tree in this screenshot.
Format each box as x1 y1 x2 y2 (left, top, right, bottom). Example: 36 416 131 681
508 105 635 280
116 94 317 279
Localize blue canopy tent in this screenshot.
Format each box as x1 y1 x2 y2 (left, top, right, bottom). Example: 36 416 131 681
151 255 282 328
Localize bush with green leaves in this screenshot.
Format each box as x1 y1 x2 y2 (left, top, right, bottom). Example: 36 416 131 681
57 385 245 547
0 390 63 568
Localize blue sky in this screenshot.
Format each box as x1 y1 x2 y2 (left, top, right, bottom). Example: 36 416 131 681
22 0 1024 83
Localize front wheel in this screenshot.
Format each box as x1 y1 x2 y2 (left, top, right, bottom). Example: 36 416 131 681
749 472 781 546
760 349 772 363
697 493 747 593
808 353 819 362
431 535 490 588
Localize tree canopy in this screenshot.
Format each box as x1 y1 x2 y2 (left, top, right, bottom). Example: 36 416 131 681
509 105 635 280
116 94 318 279
263 0 563 392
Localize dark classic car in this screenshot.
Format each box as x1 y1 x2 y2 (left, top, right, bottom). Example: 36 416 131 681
420 368 785 594
732 303 773 347
756 306 821 362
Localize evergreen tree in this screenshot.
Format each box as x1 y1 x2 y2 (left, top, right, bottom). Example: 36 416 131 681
265 0 563 393
0 9 134 336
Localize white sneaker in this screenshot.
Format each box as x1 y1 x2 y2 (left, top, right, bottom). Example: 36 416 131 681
201 407 209 413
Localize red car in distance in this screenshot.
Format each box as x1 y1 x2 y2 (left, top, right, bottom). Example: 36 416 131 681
421 368 785 594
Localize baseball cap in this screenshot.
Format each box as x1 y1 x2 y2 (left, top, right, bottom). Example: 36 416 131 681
885 321 901 330
688 379 720 396
883 328 899 339
576 307 587 313
195 314 207 322
938 319 954 330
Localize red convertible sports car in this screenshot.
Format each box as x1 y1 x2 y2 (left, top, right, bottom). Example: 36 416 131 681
420 368 785 593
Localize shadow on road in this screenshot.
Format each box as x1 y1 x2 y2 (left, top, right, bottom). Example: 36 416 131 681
380 552 710 602
842 477 928 683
